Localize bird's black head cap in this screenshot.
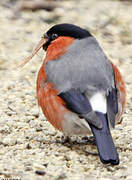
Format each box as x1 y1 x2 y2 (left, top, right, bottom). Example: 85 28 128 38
43 23 92 50
46 23 91 39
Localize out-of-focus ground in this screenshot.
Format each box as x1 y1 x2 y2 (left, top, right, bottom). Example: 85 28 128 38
0 0 132 179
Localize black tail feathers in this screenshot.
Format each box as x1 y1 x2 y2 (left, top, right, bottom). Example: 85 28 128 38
89 112 119 165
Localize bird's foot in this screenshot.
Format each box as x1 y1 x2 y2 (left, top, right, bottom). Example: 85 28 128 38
61 136 71 143
80 136 96 145
56 136 72 148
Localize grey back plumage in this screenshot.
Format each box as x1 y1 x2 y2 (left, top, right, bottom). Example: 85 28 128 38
45 36 115 96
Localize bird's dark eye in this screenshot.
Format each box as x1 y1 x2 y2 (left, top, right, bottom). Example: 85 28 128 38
52 33 58 40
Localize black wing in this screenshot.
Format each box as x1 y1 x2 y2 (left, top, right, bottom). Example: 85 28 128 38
107 88 118 128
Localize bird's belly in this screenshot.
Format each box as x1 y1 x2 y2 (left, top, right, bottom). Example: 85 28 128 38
62 112 91 135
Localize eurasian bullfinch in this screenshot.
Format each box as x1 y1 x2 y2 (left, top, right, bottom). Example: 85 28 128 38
21 23 126 165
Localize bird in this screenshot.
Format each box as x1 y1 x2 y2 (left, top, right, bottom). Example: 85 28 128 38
20 23 126 165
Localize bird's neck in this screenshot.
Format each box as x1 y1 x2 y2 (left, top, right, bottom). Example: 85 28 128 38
44 36 74 62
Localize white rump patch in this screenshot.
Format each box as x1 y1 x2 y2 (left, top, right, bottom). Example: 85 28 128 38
90 92 106 113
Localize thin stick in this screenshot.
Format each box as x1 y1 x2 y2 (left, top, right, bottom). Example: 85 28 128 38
18 38 47 68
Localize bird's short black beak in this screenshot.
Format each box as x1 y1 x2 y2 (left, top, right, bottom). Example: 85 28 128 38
42 33 50 51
